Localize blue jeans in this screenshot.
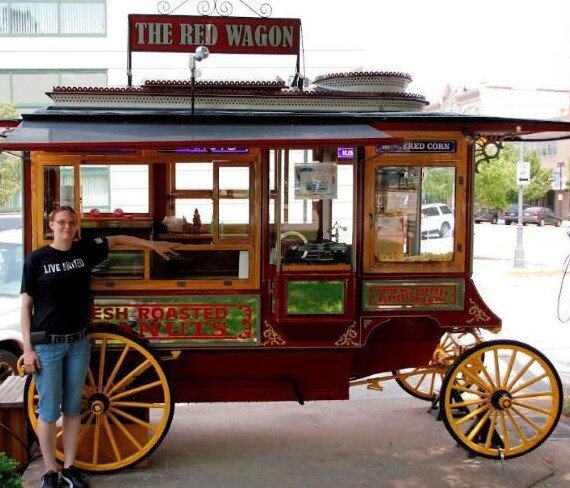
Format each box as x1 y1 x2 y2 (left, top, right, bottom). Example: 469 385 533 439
34 337 91 423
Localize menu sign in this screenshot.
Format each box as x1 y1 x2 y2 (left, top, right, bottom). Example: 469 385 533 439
129 14 301 55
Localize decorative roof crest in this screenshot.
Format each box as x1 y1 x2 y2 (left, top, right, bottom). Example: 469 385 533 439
157 0 273 17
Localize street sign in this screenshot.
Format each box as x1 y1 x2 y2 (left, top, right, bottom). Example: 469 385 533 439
517 161 531 186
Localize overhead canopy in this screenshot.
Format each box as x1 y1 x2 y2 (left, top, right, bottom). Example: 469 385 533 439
0 119 398 151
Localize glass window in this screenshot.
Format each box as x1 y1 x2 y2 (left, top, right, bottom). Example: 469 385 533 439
218 166 250 240
0 69 107 109
43 165 75 238
0 1 106 36
373 166 455 263
80 164 149 215
275 149 353 266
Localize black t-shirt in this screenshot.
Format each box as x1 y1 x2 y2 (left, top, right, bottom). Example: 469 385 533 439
21 237 109 335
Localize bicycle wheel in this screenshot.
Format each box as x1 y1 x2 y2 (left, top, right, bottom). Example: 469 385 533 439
557 255 570 322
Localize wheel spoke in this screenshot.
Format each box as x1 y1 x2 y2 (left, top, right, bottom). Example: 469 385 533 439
112 401 166 409
455 404 490 426
86 367 96 390
449 398 489 409
103 344 131 395
92 415 101 465
466 408 492 441
499 411 511 451
107 359 153 397
505 409 528 445
502 350 517 388
110 406 157 433
101 415 122 462
77 413 95 444
493 349 501 387
512 400 552 417
98 337 107 390
510 406 542 433
107 411 143 451
513 391 554 400
451 383 490 398
484 411 498 448
461 365 492 393
506 356 535 390
412 371 429 390
510 373 548 396
109 380 163 402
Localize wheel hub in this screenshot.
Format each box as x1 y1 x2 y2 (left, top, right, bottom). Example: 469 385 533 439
491 389 513 410
88 392 110 415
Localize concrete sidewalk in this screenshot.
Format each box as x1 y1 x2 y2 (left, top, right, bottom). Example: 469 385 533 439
23 385 570 488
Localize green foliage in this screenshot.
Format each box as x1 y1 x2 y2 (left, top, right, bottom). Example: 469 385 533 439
0 103 19 119
523 150 553 201
475 143 552 210
0 155 21 207
475 154 515 210
0 452 22 488
422 168 454 204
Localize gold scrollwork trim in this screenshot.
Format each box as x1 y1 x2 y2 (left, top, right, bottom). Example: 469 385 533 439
262 322 286 346
466 298 491 324
335 323 359 347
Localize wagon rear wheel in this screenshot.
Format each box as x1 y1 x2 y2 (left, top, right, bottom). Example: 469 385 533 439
439 340 562 459
393 331 481 401
24 330 174 473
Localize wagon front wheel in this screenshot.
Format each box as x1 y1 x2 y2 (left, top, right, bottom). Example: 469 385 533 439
440 340 562 459
24 330 174 473
393 331 481 401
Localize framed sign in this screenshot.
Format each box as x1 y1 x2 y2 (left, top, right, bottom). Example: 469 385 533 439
294 163 338 200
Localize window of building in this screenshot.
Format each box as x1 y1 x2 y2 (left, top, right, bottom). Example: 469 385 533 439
0 69 107 110
533 142 558 157
0 0 106 36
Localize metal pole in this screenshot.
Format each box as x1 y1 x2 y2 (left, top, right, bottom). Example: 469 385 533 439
190 55 196 116
514 143 525 268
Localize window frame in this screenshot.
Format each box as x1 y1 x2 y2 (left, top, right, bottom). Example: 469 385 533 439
363 133 467 274
0 0 107 37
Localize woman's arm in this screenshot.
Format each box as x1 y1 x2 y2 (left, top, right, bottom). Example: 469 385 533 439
106 235 179 260
21 292 41 373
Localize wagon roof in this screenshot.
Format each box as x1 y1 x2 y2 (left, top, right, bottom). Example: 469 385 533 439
2 110 570 152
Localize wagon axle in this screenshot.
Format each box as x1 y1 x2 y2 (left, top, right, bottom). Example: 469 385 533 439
88 392 110 415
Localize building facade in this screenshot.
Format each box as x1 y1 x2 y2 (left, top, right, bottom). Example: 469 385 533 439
429 83 570 218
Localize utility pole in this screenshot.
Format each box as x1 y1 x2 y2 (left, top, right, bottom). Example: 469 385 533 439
514 143 529 268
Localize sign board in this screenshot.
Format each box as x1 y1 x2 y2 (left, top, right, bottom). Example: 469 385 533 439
294 163 338 200
516 161 531 186
129 14 301 55
376 140 457 154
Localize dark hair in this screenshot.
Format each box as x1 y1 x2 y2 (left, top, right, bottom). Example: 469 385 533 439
48 205 77 222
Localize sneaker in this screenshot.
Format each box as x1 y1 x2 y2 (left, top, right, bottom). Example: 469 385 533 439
60 465 90 488
38 471 60 488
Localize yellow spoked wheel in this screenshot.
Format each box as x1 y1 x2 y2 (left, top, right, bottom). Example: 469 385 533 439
24 330 174 473
440 340 562 459
394 331 482 401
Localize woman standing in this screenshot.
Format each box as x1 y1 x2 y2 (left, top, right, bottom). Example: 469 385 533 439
21 206 177 488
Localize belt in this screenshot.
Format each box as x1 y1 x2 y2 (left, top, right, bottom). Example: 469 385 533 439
46 329 87 344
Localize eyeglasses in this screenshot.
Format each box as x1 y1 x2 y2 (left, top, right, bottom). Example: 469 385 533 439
53 219 77 227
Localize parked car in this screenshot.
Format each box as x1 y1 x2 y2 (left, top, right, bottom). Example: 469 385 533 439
504 204 530 225
474 208 499 224
421 203 454 238
0 228 23 384
522 207 562 227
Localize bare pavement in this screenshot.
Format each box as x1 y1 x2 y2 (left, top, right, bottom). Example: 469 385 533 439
23 223 570 487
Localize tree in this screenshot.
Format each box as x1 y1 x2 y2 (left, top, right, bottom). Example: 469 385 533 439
475 142 552 210
422 167 454 204
0 103 18 119
0 103 22 209
523 150 553 201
